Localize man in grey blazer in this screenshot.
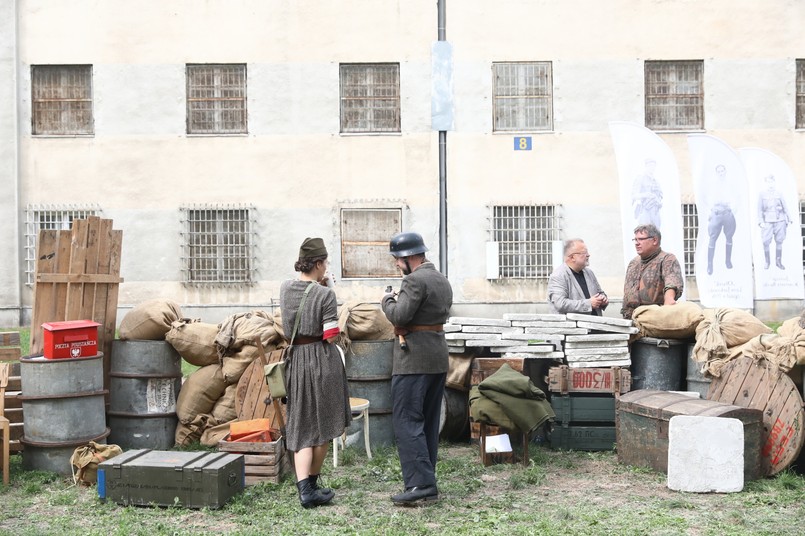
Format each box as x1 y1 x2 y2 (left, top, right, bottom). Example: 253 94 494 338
381 232 453 506
547 238 608 316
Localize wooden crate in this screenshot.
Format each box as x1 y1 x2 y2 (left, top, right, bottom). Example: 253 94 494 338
549 424 616 451
470 357 525 386
616 389 763 480
551 395 616 424
0 332 22 452
548 365 631 396
218 434 290 485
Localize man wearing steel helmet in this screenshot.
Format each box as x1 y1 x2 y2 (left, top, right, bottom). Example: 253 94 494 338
381 231 453 506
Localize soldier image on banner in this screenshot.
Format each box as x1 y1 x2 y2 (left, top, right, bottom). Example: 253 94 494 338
757 174 792 270
631 158 663 230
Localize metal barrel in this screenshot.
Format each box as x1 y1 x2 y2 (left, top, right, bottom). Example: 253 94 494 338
107 340 182 450
685 342 711 399
630 337 687 391
344 340 395 447
439 387 469 441
20 353 109 474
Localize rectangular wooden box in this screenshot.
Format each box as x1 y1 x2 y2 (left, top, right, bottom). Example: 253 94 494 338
471 357 525 386
218 434 290 485
97 449 245 509
551 395 616 424
616 389 763 480
548 365 631 396
549 424 616 451
42 320 100 359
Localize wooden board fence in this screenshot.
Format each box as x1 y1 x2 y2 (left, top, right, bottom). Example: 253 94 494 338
29 216 122 394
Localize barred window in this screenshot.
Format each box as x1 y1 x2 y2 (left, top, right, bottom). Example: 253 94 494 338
493 62 553 132
682 203 699 277
186 64 247 134
31 65 93 135
645 60 704 131
24 204 100 285
340 64 400 133
489 205 561 279
340 208 401 278
797 60 805 129
180 205 255 284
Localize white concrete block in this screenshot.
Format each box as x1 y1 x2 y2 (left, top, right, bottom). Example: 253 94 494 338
524 327 589 335
576 321 640 334
568 359 631 368
566 334 630 342
511 320 578 328
443 324 462 333
667 416 744 493
566 313 634 327
503 313 567 321
461 325 507 333
448 317 511 327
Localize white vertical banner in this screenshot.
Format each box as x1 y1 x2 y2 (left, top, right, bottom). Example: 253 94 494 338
739 148 804 299
609 121 685 270
688 134 754 308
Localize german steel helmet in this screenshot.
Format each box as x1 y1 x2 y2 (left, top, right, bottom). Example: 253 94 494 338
389 232 429 258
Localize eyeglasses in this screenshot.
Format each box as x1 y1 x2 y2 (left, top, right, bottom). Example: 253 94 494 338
632 236 654 243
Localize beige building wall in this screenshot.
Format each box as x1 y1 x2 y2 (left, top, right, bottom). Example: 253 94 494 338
4 1 805 324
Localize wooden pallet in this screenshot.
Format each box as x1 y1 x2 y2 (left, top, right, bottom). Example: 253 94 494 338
547 365 631 397
29 217 123 394
0 332 22 452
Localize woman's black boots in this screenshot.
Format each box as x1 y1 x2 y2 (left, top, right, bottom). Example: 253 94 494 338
296 478 333 509
309 474 334 501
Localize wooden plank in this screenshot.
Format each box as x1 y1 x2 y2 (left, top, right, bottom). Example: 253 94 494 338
29 229 60 354
0 332 20 347
36 273 123 284
66 218 90 320
0 348 21 361
100 228 123 390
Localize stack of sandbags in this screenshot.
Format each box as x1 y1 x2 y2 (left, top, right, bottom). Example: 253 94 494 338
215 310 284 385
174 364 229 446
632 301 704 340
119 299 182 340
691 308 774 377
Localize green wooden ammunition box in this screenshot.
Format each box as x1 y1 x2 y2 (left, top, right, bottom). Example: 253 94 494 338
97 449 245 509
549 424 616 451
551 395 616 423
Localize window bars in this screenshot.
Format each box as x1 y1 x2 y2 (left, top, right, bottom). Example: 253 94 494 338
31 65 94 135
24 204 100 285
340 64 401 133
681 203 699 277
645 60 704 131
493 62 553 132
490 205 560 279
180 205 255 284
186 64 248 134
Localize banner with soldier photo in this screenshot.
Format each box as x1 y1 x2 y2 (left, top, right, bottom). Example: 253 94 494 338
739 147 804 299
688 134 754 308
609 121 685 271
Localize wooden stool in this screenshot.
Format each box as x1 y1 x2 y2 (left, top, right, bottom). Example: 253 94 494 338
478 421 529 467
333 397 372 467
0 363 10 486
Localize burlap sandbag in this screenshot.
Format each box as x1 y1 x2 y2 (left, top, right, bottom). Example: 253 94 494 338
632 302 704 339
119 299 183 340
175 413 215 447
200 421 232 447
272 308 286 341
777 316 805 338
176 364 228 423
692 308 773 364
221 344 266 385
166 319 219 366
337 301 395 347
446 353 474 391
739 333 798 372
211 384 238 424
215 310 279 357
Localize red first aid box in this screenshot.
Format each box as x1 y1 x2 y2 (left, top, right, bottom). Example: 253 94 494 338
42 320 101 359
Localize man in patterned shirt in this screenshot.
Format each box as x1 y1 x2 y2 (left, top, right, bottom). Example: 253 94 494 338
621 224 684 320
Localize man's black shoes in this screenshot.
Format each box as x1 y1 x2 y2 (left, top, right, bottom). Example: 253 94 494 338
391 485 439 506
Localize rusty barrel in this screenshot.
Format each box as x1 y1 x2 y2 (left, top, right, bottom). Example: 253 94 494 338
630 337 687 392
344 340 394 448
20 353 109 475
108 340 182 450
